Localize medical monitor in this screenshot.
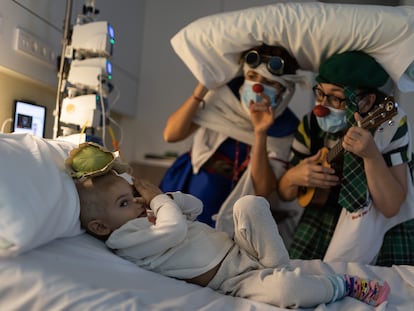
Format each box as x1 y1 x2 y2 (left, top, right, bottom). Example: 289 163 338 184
12 100 46 138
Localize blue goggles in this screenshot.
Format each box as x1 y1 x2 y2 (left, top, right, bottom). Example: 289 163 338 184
243 50 285 76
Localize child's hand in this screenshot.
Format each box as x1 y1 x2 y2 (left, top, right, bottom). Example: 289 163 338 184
133 179 163 205
132 196 156 224
146 209 156 224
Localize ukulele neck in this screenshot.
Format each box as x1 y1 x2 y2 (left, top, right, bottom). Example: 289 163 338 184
326 138 344 164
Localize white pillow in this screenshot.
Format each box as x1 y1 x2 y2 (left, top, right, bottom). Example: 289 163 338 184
170 2 414 91
0 133 83 257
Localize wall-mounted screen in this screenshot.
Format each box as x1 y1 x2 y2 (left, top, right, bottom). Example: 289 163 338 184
12 100 46 138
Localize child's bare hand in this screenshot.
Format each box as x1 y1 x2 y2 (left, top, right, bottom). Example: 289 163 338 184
133 179 163 204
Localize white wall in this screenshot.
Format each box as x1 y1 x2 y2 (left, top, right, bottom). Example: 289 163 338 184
120 0 223 161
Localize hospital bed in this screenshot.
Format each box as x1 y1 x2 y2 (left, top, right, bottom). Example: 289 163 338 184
0 127 412 311
1 230 413 310
0 132 412 311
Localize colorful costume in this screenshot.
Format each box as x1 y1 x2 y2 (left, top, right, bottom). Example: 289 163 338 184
288 109 414 265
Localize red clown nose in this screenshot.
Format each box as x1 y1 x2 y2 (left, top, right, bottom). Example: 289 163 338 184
252 83 264 93
313 105 330 117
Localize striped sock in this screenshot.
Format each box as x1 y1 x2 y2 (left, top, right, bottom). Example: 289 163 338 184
327 274 347 303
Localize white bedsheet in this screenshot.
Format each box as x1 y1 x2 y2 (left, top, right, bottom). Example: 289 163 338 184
0 233 413 311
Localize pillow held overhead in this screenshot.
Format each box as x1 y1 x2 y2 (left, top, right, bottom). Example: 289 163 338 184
170 2 414 91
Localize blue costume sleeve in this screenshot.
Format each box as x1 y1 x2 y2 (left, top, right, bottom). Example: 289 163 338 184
267 108 299 137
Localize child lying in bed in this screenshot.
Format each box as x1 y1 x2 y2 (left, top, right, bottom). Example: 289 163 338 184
68 143 390 309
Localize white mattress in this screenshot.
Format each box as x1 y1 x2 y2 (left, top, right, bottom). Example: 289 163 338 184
1 233 413 311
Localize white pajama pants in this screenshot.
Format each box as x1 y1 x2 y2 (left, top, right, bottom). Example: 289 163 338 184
208 195 336 308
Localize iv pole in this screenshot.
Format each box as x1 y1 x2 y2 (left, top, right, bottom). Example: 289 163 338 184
52 0 73 139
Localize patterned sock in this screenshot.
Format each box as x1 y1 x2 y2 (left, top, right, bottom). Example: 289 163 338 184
344 275 390 306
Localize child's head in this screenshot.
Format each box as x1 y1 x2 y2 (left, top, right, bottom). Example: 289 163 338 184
75 171 147 240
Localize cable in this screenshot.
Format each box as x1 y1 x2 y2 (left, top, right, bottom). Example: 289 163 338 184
107 125 118 151
79 123 88 145
107 115 124 150
98 75 107 148
108 85 120 109
0 118 13 134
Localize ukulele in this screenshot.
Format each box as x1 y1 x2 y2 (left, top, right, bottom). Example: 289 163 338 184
297 96 398 208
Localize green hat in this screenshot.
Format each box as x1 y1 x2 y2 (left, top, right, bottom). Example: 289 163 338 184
315 51 389 89
65 142 131 179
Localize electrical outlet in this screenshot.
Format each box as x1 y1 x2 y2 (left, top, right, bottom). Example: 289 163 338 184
14 27 56 68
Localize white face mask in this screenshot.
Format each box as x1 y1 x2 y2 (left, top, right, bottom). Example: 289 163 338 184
315 105 347 133
240 80 280 109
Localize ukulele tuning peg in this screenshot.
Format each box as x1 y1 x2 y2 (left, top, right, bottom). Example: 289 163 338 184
385 101 395 111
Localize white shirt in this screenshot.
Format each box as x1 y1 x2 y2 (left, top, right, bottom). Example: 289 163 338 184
106 192 234 279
